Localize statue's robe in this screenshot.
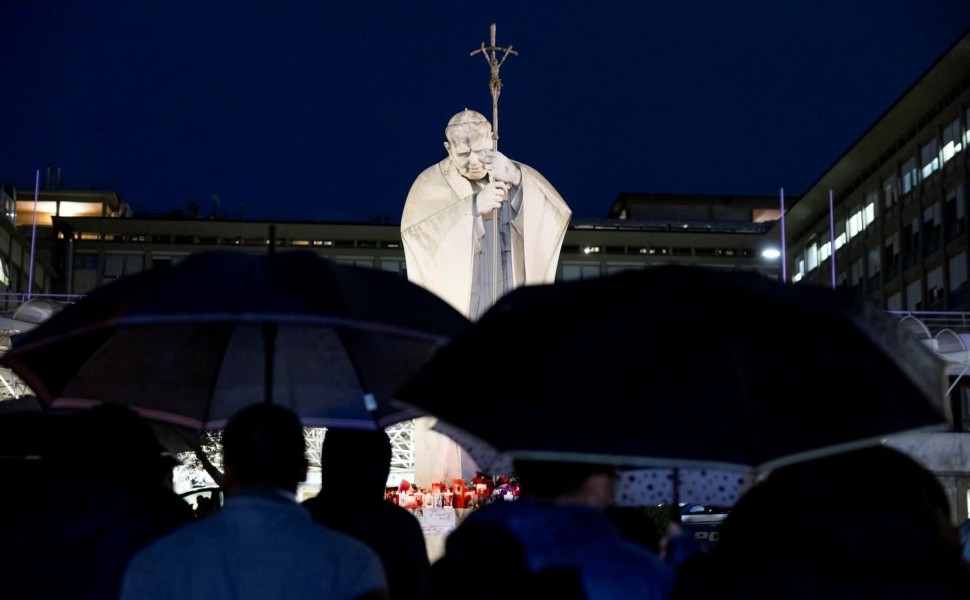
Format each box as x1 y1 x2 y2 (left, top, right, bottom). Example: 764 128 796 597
401 157 571 318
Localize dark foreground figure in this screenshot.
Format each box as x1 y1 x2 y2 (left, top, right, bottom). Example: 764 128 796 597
427 460 674 600
304 428 429 600
0 404 193 600
672 446 970 599
121 403 388 600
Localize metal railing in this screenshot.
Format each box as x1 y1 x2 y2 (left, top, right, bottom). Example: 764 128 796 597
888 311 970 335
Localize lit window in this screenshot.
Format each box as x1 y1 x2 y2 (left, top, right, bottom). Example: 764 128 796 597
902 158 918 194
792 272 804 283
921 139 940 179
863 191 877 227
819 242 831 262
965 107 970 146
796 258 806 277
943 118 963 163
848 207 863 239
833 217 846 250
806 243 819 272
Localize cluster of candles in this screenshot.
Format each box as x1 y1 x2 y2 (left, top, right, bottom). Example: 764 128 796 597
387 477 508 509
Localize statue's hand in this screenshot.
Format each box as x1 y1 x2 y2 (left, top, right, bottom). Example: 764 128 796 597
483 151 522 186
475 181 510 214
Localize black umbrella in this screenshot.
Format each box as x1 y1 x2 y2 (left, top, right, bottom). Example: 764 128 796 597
1 250 468 431
397 266 948 477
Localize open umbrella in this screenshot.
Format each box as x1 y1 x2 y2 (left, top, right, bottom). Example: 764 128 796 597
1 250 468 431
397 266 948 483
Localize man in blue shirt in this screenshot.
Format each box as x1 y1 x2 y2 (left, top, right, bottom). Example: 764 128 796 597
121 404 388 600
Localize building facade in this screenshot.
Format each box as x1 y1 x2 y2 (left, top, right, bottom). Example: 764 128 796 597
46 208 782 296
782 31 970 312
779 30 970 522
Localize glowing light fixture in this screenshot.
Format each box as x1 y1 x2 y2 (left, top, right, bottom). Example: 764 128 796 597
761 248 781 260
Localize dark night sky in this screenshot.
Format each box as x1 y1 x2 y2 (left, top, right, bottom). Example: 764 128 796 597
1 2 969 223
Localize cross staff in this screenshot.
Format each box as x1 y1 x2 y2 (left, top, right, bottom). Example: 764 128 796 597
470 23 517 309
470 23 517 152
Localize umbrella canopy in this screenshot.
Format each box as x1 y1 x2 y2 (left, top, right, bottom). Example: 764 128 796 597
397 266 948 477
1 250 468 431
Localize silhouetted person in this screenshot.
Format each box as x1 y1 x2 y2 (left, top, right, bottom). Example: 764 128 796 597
428 460 674 600
671 446 970 599
304 428 429 600
121 403 388 600
605 506 664 555
0 403 193 600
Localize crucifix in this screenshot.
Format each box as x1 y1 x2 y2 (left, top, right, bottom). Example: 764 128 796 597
470 23 517 152
470 23 517 307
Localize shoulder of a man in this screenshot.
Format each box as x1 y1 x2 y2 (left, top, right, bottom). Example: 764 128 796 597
121 504 388 599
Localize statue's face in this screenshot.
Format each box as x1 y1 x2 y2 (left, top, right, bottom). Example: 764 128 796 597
445 130 491 182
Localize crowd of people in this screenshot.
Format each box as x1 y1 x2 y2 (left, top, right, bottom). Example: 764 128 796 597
2 401 970 599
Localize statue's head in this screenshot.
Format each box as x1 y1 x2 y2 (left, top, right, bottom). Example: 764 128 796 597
444 109 492 182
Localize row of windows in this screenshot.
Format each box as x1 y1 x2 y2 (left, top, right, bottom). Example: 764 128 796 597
564 245 757 258
77 250 772 298
831 248 967 311
69 231 402 250
794 184 966 280
794 106 970 279
80 252 410 283
885 250 968 310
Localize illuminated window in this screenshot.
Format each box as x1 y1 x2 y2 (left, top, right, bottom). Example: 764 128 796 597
901 158 918 194
943 118 963 163
921 139 940 179
965 107 970 146
806 242 819 272
819 242 831 262
796 258 806 278
848 206 863 239
863 191 877 227
834 218 846 250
